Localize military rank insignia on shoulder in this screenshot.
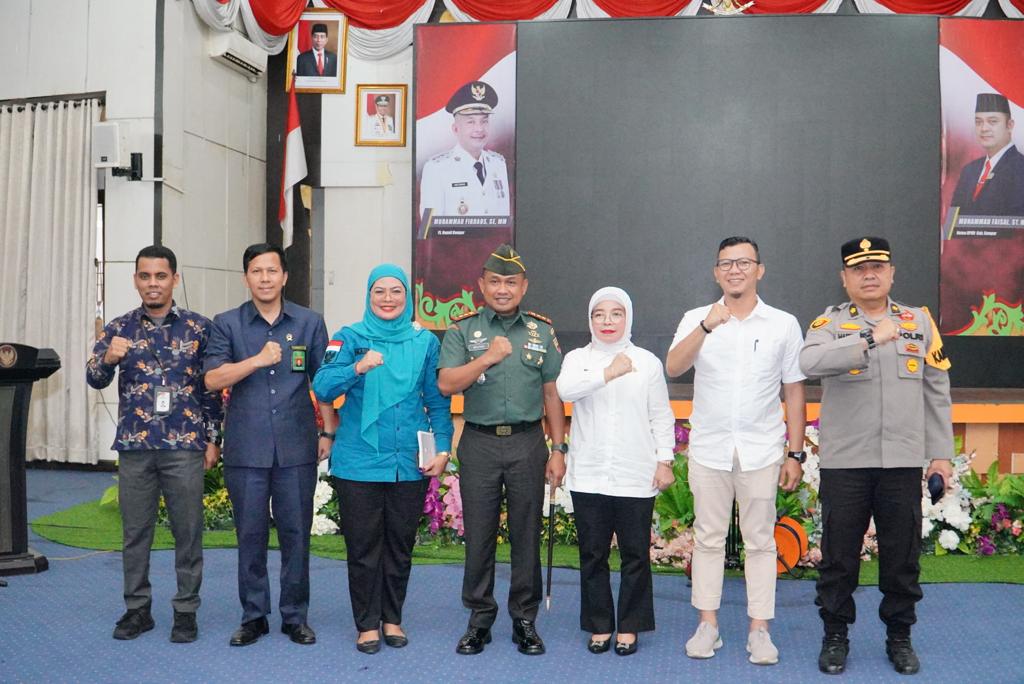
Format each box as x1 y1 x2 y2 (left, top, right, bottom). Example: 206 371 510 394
451 309 479 324
524 310 552 325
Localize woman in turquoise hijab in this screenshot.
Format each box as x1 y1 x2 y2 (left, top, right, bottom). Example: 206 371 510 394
313 264 453 654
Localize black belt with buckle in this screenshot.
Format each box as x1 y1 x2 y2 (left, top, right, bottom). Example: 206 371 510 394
464 420 541 437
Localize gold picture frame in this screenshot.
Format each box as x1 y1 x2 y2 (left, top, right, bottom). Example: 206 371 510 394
355 84 408 147
285 9 348 94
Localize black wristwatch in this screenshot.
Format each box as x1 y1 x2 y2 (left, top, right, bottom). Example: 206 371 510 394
550 443 568 454
787 450 806 464
860 328 876 350
318 430 336 440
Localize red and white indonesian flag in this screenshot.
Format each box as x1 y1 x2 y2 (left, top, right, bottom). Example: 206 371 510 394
278 81 307 248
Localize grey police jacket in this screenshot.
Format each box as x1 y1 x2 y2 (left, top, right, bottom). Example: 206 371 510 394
799 299 954 470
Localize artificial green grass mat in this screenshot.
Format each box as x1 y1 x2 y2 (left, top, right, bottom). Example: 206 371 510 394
32 499 1024 585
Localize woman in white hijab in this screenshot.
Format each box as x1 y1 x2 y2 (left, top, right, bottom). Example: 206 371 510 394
556 286 676 656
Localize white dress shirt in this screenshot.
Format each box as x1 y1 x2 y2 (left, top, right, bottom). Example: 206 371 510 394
557 343 676 498
670 297 805 472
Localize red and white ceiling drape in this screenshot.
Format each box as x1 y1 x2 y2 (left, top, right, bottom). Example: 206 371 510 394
193 0 1007 60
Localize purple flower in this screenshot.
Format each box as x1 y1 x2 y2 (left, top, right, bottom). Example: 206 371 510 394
977 535 996 556
422 476 444 535
991 504 1009 528
674 422 690 447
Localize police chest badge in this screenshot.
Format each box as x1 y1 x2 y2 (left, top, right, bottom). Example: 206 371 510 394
291 345 307 372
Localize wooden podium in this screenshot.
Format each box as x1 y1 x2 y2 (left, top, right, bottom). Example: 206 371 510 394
0 343 60 575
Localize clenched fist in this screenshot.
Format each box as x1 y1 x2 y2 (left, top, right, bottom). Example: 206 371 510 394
103 336 132 365
704 302 731 331
605 352 634 382
356 350 385 375
872 317 899 346
483 336 513 365
255 341 282 368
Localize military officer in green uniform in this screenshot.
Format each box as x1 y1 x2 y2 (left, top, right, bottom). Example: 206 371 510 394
800 237 954 676
438 244 567 657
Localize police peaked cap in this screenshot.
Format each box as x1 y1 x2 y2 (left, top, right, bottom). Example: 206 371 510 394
446 81 498 116
841 237 891 267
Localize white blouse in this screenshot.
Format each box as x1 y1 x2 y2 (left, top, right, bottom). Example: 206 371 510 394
556 343 676 498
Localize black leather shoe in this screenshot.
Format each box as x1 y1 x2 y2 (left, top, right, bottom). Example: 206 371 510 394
456 627 492 655
113 608 155 640
886 637 920 675
818 633 850 674
383 632 409 648
512 619 545 656
170 611 198 643
587 637 611 654
357 638 381 654
229 617 269 647
614 637 638 656
281 623 317 645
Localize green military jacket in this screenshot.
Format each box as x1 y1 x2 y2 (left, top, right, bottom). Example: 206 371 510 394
799 298 953 470
438 306 563 425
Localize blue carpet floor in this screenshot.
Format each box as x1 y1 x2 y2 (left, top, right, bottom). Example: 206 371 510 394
1 468 1021 683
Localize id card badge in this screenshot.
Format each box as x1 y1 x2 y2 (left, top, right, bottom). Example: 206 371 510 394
154 386 172 415
290 345 307 372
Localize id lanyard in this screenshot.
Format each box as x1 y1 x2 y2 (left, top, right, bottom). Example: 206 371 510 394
144 317 173 416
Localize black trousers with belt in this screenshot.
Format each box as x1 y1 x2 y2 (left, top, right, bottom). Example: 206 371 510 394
458 423 548 629
333 477 429 632
571 490 656 635
815 467 923 638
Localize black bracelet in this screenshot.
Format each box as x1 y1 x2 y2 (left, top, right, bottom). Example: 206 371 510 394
699 320 712 335
318 431 335 440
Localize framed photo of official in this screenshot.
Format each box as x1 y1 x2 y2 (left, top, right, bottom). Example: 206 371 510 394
355 84 408 147
285 9 348 94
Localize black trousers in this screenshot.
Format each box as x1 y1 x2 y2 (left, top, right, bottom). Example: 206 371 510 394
816 468 923 637
459 425 548 628
571 491 656 634
334 477 429 632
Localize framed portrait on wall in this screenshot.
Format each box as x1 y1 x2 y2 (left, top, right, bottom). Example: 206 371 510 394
285 9 348 94
355 84 408 147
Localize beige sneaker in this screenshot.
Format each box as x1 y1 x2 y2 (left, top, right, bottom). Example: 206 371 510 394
685 622 723 659
746 627 779 665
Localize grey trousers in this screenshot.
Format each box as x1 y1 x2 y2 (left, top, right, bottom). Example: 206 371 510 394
118 450 204 613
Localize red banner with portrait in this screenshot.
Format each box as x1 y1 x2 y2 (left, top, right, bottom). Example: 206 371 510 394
939 20 1024 336
413 23 517 330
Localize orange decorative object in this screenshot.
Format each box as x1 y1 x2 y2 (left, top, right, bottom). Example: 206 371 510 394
774 516 808 576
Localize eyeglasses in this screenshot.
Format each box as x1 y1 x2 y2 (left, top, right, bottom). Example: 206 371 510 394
590 310 626 323
715 258 760 272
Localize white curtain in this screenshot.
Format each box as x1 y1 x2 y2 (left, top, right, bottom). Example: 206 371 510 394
192 0 240 31
998 0 1023 16
348 0 434 61
0 98 100 464
239 0 289 54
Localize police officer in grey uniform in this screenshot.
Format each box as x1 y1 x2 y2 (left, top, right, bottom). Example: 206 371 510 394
438 244 566 656
419 81 511 220
800 237 954 676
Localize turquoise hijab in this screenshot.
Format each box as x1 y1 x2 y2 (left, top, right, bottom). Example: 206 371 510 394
347 264 431 448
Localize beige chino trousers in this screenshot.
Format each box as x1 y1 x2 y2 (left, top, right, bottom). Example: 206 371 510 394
689 451 781 620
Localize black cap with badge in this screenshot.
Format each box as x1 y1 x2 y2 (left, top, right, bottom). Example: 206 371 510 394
841 237 891 267
446 81 499 116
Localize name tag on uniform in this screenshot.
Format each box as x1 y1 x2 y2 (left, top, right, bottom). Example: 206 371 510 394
451 182 468 187
467 339 489 352
154 386 172 415
355 347 370 355
291 345 307 372
525 342 546 352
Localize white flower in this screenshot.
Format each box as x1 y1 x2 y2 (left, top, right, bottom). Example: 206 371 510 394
310 513 339 536
921 518 934 538
313 479 334 511
938 529 960 551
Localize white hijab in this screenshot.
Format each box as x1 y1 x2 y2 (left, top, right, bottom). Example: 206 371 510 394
588 286 633 356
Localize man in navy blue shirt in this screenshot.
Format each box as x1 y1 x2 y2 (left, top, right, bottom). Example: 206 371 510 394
87 245 224 644
205 243 337 647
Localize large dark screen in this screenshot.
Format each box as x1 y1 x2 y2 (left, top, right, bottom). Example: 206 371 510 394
513 16 970 381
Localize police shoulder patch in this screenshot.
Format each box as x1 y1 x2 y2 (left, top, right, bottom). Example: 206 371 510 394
921 306 951 371
810 317 831 330
525 310 552 325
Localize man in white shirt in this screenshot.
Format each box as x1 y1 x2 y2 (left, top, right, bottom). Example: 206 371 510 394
365 95 396 139
666 236 806 666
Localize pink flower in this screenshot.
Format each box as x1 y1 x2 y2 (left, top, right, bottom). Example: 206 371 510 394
441 474 465 536
422 477 444 535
